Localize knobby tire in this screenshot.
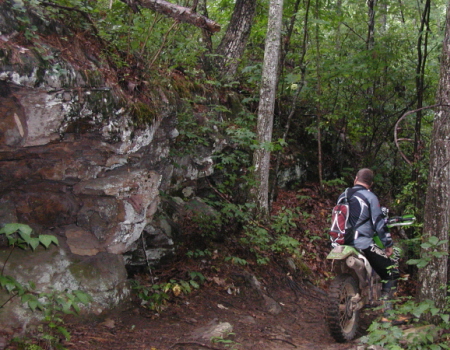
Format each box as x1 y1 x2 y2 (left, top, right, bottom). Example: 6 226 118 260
327 273 360 343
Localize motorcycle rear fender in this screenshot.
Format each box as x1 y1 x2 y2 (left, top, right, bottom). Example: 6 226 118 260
327 245 372 274
326 245 360 260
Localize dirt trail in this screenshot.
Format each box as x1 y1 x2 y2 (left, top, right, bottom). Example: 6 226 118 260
61 275 372 350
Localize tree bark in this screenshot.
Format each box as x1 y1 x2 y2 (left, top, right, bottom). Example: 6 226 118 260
252 0 284 217
269 0 309 206
412 0 431 213
315 0 323 191
215 0 257 78
120 0 221 33
367 0 376 49
418 1 450 322
280 0 301 70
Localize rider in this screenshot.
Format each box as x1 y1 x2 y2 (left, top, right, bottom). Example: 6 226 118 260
337 168 399 307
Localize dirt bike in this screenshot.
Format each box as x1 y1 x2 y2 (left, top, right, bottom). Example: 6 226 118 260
325 213 416 343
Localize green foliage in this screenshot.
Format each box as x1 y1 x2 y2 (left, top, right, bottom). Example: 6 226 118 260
236 207 302 266
132 272 205 312
26 289 92 348
239 226 270 252
361 296 450 349
211 333 239 350
224 256 248 266
407 236 448 269
0 223 59 251
322 178 347 188
189 208 223 239
10 0 39 40
186 249 212 259
270 207 298 234
271 234 300 255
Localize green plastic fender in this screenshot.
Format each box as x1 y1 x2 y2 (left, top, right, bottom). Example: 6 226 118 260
326 245 360 260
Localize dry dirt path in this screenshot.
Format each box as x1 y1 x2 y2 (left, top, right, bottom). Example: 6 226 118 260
63 279 373 350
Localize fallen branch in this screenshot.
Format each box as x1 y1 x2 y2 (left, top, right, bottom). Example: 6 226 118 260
394 104 440 165
120 0 221 33
170 341 222 350
265 337 298 348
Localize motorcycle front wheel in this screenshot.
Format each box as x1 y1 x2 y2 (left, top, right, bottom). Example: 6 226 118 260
326 273 360 342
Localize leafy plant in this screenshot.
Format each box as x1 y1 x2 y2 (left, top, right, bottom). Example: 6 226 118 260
0 223 58 251
224 256 248 266
270 207 298 234
10 0 39 41
132 271 205 312
186 249 212 259
0 223 59 304
21 289 91 349
271 234 300 255
407 236 448 269
361 296 450 349
211 333 240 350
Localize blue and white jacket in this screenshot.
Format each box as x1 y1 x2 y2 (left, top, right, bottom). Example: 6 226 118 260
337 184 393 250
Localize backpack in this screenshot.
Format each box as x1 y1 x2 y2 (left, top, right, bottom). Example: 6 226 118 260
329 188 370 246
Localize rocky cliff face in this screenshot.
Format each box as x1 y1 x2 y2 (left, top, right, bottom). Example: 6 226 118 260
0 2 220 326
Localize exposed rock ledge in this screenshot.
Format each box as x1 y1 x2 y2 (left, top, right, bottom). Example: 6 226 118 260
0 2 220 327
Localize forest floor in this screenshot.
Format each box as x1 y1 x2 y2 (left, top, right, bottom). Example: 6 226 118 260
1 186 400 350
1 257 381 350
61 269 377 350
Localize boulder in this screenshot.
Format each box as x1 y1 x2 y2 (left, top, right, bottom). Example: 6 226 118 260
0 245 130 329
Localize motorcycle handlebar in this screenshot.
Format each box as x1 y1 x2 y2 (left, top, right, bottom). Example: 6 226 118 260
387 216 406 224
386 215 416 226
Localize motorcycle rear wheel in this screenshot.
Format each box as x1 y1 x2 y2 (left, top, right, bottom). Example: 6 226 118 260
327 273 360 342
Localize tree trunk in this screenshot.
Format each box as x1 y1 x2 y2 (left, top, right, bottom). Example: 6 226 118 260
315 0 323 191
280 0 301 70
252 0 284 217
269 0 309 206
367 0 376 49
119 0 221 33
215 0 257 78
418 1 450 322
413 0 431 213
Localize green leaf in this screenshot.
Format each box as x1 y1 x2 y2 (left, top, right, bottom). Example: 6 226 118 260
412 302 430 318
28 237 40 250
179 280 191 294
441 314 449 323
71 302 80 314
189 280 200 289
57 326 71 341
73 290 92 305
39 234 59 248
417 260 430 268
0 223 32 236
406 259 420 265
428 236 439 245
27 299 41 311
17 229 32 242
388 345 402 350
430 307 440 316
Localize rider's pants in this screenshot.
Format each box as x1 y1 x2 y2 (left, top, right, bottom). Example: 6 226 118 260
362 244 399 281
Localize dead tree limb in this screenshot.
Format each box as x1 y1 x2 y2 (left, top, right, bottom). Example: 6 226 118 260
394 104 440 165
120 0 221 33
